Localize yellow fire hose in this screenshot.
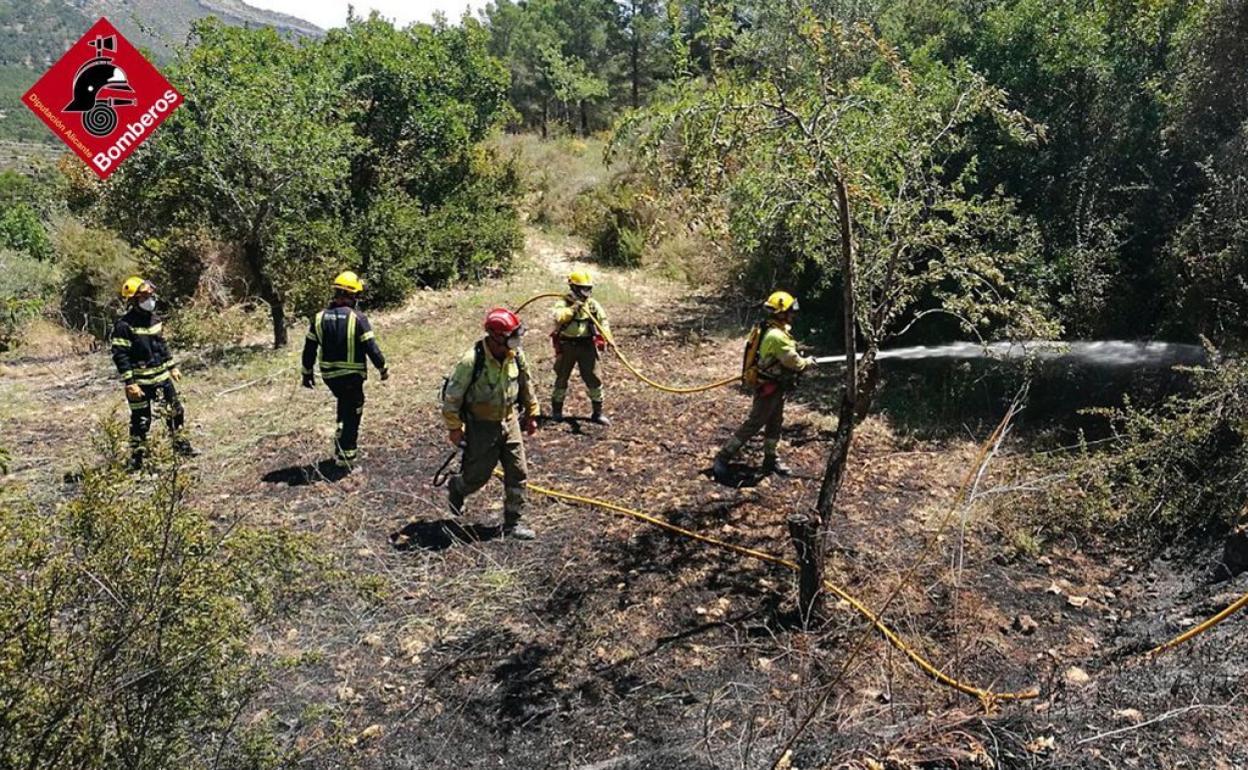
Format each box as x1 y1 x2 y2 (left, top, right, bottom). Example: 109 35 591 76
501 469 1039 704
1149 589 1248 657
513 293 743 395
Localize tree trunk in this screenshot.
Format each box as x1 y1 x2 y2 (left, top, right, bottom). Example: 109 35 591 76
788 513 824 626
541 98 549 140
630 0 641 108
579 99 589 136
270 297 287 348
243 238 287 348
790 172 857 625
815 173 858 524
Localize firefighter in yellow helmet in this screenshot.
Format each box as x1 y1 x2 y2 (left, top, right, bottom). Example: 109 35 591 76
301 271 389 470
111 276 196 470
550 270 612 424
713 291 814 481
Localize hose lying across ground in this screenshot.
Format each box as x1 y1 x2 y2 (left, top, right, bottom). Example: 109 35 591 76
500 470 1040 705
1149 589 1248 657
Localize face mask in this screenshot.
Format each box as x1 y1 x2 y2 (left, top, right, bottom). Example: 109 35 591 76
139 297 157 312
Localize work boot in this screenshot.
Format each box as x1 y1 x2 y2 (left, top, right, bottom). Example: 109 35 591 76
550 400 564 422
503 514 535 540
173 439 198 458
712 455 732 482
762 455 792 477
448 482 465 517
128 449 145 473
590 401 611 426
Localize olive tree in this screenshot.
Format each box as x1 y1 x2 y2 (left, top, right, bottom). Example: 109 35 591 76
108 19 360 347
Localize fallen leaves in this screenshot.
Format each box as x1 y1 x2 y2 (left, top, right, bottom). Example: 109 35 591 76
1012 614 1039 635
1025 735 1056 754
1113 708 1144 724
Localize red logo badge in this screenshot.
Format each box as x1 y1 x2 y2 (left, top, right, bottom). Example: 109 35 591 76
22 18 182 180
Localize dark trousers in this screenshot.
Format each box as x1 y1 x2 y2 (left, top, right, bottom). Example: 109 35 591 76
128 380 185 450
326 375 365 462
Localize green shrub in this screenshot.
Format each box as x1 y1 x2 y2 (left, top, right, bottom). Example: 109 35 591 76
650 226 722 285
1053 353 1248 541
0 424 311 770
166 298 258 355
52 218 140 340
357 152 523 306
572 175 656 267
269 218 358 324
0 202 52 262
0 248 59 351
356 190 428 306
425 159 524 282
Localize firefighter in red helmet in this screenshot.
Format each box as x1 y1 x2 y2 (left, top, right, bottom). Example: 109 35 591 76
439 308 541 539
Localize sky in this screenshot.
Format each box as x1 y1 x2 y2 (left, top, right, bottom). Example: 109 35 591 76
247 0 481 30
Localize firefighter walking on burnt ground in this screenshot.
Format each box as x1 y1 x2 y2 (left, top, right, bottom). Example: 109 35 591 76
550 270 611 425
301 271 389 470
713 291 814 482
440 308 541 540
110 276 196 470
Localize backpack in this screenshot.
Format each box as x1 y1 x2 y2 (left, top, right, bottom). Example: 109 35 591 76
439 341 530 420
741 322 766 390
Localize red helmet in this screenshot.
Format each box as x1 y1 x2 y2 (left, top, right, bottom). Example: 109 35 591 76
484 307 522 336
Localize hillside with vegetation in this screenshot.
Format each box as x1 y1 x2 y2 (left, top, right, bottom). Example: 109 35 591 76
0 0 322 149
2 2 1247 768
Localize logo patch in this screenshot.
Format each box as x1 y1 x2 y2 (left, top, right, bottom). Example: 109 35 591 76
22 17 182 180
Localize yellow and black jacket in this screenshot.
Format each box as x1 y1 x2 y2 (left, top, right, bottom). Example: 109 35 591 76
301 304 387 381
110 308 176 386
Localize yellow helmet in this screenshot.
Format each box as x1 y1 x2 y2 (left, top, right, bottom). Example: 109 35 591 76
332 270 364 294
120 276 152 300
763 290 798 313
568 270 593 288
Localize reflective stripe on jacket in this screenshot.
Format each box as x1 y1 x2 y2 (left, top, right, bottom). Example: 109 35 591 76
440 343 539 430
301 304 386 380
111 309 175 385
553 296 609 339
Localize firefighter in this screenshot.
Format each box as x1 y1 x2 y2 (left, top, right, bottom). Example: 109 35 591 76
110 276 196 470
301 271 389 469
713 291 814 480
550 270 611 424
441 308 541 540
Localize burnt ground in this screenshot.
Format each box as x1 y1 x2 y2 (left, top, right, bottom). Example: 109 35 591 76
2 230 1247 769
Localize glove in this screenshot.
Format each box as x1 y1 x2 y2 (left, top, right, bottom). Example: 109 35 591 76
301 373 315 389
169 367 181 383
125 383 143 400
379 368 390 381
448 428 465 447
524 416 538 435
